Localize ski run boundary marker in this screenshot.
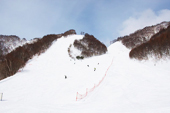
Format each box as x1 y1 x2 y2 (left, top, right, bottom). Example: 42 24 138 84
76 57 114 101
0 93 3 101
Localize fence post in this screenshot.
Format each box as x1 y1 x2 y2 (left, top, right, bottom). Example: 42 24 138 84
76 92 78 101
0 93 3 101
86 88 88 96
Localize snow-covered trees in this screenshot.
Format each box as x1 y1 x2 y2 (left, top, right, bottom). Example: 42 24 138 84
0 29 77 80
73 33 107 58
130 25 170 60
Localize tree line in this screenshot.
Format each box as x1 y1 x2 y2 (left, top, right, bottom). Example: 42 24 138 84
129 25 170 60
0 29 76 80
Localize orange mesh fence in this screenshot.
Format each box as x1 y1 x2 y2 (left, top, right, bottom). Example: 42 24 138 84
76 58 114 101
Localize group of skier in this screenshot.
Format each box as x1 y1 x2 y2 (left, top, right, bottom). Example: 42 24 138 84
64 63 99 79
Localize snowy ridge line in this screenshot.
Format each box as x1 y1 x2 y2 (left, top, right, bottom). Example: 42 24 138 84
76 57 114 101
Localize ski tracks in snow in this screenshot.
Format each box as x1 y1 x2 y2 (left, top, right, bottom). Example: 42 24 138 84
77 55 114 102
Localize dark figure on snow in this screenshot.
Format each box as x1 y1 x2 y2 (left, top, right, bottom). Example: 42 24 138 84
94 68 96 71
65 75 67 79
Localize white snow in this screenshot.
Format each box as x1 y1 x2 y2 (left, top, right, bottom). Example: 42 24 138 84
0 35 170 113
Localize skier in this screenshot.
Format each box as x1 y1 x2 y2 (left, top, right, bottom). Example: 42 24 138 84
65 75 67 79
94 68 96 71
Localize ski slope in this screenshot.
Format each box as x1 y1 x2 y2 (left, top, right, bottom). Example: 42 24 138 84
0 35 170 113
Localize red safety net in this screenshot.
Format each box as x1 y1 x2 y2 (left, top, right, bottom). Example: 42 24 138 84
76 58 114 101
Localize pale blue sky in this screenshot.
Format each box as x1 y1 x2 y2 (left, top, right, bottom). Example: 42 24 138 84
0 0 170 46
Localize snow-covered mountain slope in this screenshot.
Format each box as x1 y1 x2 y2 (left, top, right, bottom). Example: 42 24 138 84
0 35 27 56
0 35 170 113
116 21 170 49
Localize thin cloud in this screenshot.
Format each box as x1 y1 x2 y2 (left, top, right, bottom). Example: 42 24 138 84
0 0 170 47
119 9 170 36
0 0 94 39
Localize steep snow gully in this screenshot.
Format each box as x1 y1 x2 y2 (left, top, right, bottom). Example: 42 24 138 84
0 35 170 113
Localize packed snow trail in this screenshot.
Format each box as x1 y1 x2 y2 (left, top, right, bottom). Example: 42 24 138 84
76 56 114 101
0 35 170 113
0 35 113 112
72 42 170 113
